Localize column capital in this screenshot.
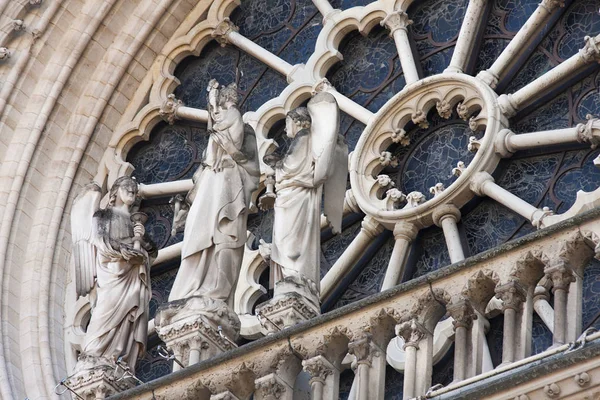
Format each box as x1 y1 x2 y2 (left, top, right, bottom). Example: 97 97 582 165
0 47 10 60
495 280 526 311
404 191 426 208
159 94 183 125
361 216 385 238
212 18 239 46
539 0 565 13
393 221 419 241
544 261 576 292
348 335 379 366
380 10 413 35
576 115 600 148
302 355 335 384
432 204 461 227
447 299 477 330
579 34 600 64
470 171 494 197
396 319 427 349
497 93 518 117
254 373 288 399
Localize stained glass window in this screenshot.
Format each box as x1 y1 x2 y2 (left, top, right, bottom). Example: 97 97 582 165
125 0 600 384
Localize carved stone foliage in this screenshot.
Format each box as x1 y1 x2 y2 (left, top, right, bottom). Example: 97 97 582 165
495 281 526 311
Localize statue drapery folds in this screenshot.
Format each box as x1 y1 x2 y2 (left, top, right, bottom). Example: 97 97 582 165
264 92 349 306
71 176 157 374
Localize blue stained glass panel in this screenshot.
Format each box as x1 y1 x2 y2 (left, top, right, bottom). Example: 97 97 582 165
136 341 172 383
531 314 553 355
140 201 183 250
432 344 454 386
554 150 600 211
412 226 451 278
385 366 404 399
583 259 600 330
329 0 374 9
148 268 178 319
321 220 362 276
339 369 355 400
486 315 504 368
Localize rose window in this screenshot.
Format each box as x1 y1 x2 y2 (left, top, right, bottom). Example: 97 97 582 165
119 0 600 387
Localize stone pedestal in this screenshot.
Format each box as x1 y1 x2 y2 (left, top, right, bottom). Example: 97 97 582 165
256 276 320 333
65 358 135 400
155 296 239 368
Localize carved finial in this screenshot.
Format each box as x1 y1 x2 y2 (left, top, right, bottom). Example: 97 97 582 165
429 183 445 197
380 10 413 35
385 188 406 210
391 128 410 146
456 102 470 120
379 151 398 167
468 136 481 152
411 110 429 128
539 0 565 12
159 94 183 125
0 47 10 60
212 18 239 46
404 191 425 208
436 100 452 119
579 35 600 64
312 78 334 95
452 161 466 177
377 174 394 188
576 115 600 148
12 20 25 32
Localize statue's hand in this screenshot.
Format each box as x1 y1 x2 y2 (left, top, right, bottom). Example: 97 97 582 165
263 153 281 167
232 151 247 164
122 247 146 265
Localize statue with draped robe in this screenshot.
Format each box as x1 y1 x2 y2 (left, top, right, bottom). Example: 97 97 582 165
70 176 156 375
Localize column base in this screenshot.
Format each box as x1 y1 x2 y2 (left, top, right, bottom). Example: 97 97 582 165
155 296 239 367
66 356 136 399
256 276 320 333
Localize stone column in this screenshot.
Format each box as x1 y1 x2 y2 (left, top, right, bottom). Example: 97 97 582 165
471 172 552 228
447 299 476 382
396 320 426 400
380 11 420 84
381 222 419 290
348 336 376 400
312 78 374 125
445 0 488 74
321 216 385 300
433 205 465 264
188 338 202 366
212 18 294 77
477 0 566 88
172 343 184 372
302 356 337 400
545 261 576 346
159 94 209 125
533 285 554 333
495 281 526 365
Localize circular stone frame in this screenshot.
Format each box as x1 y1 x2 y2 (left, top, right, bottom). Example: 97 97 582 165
349 74 507 229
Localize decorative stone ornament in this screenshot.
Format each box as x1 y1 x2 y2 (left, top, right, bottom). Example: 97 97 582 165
349 74 504 230
0 47 10 60
64 362 136 400
159 94 183 125
212 18 239 47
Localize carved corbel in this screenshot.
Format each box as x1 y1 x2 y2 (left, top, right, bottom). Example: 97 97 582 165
348 335 379 367
403 191 425 208
495 280 526 311
212 18 239 47
468 136 481 152
378 151 398 167
411 110 429 129
576 115 600 149
0 47 10 60
447 299 477 330
254 373 288 399
385 188 407 210
159 94 183 125
391 128 410 146
452 161 467 177
436 100 452 119
396 319 426 349
429 183 445 197
302 356 334 385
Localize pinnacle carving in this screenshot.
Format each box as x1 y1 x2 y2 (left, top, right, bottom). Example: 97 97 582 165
579 35 600 63
212 18 239 46
380 10 413 35
159 94 183 125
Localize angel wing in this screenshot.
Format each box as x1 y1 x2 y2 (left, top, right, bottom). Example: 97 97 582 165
308 92 340 186
71 182 102 298
323 136 349 234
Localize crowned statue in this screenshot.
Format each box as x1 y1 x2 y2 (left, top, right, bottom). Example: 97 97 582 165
69 176 156 392
260 92 348 324
155 80 259 347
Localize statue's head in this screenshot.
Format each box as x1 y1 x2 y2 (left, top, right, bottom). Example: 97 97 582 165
218 83 239 107
285 107 311 138
109 176 138 207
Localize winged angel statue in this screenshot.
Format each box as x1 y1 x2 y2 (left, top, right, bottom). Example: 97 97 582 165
264 92 348 303
70 176 156 373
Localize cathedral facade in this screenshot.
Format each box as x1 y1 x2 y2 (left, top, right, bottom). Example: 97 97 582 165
1 0 600 399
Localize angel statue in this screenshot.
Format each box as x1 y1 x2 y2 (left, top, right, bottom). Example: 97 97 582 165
166 80 259 334
70 176 156 374
262 92 348 307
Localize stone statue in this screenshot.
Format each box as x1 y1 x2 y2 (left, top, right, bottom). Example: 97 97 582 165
163 81 259 340
70 176 156 375
262 92 348 311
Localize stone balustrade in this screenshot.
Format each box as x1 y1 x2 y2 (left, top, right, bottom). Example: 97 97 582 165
108 209 600 400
